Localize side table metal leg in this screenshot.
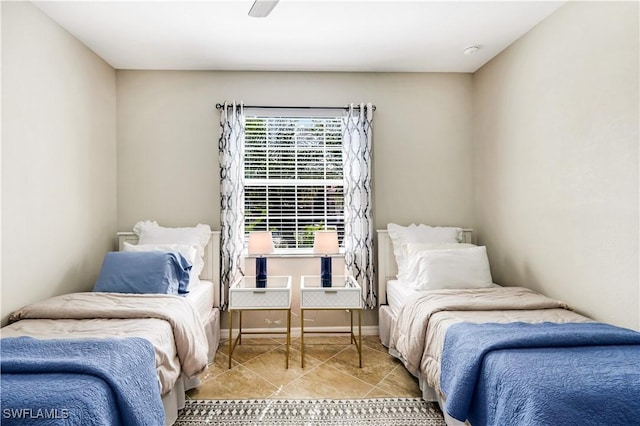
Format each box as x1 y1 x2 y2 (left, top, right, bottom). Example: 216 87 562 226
358 309 362 368
228 310 233 369
350 309 355 344
301 309 305 368
286 309 291 369
238 310 243 345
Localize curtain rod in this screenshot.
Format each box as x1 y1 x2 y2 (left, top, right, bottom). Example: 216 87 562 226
215 103 376 111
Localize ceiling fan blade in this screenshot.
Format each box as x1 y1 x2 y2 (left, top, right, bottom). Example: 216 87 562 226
248 0 280 18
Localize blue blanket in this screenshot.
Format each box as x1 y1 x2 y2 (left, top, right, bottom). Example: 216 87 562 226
441 322 640 426
1 337 165 426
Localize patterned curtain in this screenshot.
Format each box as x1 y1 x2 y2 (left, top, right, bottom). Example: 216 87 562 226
218 101 245 310
342 103 375 308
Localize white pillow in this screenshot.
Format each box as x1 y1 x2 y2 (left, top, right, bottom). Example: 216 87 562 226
387 223 462 279
404 242 476 259
133 221 211 278
416 224 463 243
408 246 493 290
400 242 477 283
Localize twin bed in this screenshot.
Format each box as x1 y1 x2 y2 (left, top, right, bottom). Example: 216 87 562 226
377 226 640 426
1 223 221 425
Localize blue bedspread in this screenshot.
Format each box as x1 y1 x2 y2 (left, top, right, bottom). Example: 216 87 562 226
1 337 165 426
440 322 640 426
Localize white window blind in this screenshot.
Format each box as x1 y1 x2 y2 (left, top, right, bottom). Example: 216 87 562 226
244 114 344 250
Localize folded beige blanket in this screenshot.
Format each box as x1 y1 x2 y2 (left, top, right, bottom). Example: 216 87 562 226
8 292 208 379
389 286 572 376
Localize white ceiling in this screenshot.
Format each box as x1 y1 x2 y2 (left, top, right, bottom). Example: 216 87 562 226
33 0 565 73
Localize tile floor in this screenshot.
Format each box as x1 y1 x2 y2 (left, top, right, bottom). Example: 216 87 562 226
186 335 423 400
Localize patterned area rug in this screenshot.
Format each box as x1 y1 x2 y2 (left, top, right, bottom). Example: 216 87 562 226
175 398 446 425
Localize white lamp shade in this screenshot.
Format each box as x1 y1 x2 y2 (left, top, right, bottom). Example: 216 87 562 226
313 230 339 255
248 231 275 255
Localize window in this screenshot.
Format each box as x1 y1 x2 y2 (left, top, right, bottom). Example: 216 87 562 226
244 112 344 251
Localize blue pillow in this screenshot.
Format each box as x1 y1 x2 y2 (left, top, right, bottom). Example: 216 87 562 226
93 251 191 296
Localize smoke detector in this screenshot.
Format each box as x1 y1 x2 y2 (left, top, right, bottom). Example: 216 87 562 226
463 45 480 56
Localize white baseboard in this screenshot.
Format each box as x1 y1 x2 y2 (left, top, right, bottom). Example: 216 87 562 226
220 325 379 340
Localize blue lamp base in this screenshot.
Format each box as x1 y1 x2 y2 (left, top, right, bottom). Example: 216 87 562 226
256 257 267 288
320 256 332 287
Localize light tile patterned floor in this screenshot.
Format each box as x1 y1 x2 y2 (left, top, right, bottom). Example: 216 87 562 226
187 335 423 400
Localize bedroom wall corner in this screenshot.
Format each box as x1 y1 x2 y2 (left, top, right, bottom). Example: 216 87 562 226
472 1 639 330
1 2 117 325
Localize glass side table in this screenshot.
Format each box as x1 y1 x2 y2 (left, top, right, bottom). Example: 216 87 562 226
299 275 362 368
228 275 292 368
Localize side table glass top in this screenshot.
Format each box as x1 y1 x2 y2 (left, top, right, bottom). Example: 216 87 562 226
231 275 291 289
300 275 358 289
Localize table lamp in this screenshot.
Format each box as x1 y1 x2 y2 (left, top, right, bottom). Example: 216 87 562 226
313 230 339 287
248 231 275 288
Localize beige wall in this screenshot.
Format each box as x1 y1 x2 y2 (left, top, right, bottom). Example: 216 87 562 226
473 2 639 330
1 2 117 325
116 71 474 231
116 71 474 329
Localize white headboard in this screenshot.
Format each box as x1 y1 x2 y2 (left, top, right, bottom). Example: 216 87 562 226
117 231 221 305
376 228 473 306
